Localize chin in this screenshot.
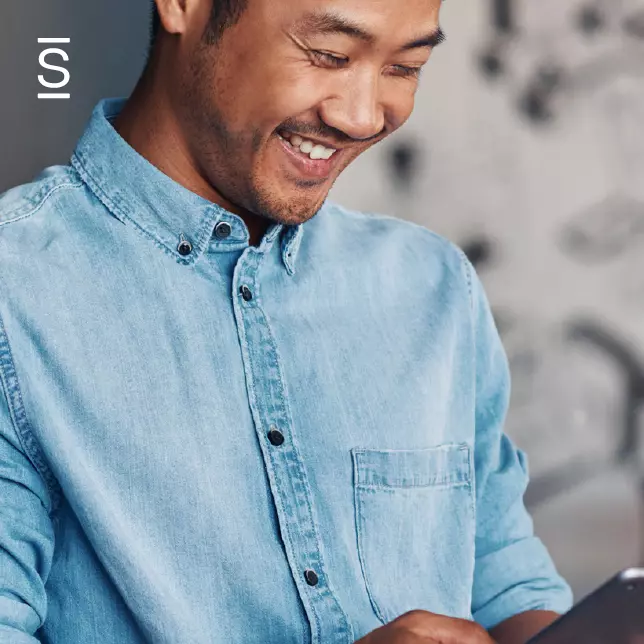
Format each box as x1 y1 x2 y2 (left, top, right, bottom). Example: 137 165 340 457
262 202 320 226
282 194 328 223
253 186 329 225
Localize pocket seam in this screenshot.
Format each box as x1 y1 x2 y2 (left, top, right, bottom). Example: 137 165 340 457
356 480 471 491
353 466 389 625
353 443 472 489
351 444 474 625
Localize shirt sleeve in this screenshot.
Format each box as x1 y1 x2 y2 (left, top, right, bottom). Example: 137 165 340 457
462 254 574 630
0 371 54 642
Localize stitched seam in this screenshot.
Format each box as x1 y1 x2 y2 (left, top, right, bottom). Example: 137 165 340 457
74 151 167 246
0 180 84 228
357 480 471 491
71 151 216 268
0 313 61 512
458 249 474 316
354 478 387 624
234 266 325 643
72 151 188 265
327 201 458 251
458 250 478 506
467 448 476 521
71 151 130 223
353 443 468 455
283 225 303 275
352 444 476 625
252 297 326 643
353 477 477 626
354 444 472 488
353 452 388 626
249 253 353 641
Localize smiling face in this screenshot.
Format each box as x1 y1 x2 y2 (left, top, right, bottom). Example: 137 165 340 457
166 0 444 226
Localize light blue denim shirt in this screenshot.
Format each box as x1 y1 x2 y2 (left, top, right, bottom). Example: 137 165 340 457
0 98 572 644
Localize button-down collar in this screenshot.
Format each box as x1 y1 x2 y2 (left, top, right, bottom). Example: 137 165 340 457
71 98 303 275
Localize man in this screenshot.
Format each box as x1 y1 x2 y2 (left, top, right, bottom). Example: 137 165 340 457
0 0 572 642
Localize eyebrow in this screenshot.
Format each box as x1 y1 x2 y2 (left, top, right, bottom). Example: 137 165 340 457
295 10 447 51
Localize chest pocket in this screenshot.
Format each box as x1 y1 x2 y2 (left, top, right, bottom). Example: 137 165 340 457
351 444 476 625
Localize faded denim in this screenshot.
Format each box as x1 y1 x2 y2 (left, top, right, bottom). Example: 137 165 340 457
0 99 573 643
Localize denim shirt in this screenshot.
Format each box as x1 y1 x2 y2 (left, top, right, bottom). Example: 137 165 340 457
0 98 572 644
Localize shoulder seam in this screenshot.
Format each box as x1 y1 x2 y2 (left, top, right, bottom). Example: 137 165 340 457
0 312 62 512
457 248 474 316
0 172 83 228
326 201 457 248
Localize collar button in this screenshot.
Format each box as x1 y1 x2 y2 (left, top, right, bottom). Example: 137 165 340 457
214 221 232 239
177 239 193 256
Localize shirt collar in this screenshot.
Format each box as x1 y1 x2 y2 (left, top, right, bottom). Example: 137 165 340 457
70 98 303 275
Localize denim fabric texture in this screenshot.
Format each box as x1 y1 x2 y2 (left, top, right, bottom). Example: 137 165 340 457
0 98 573 643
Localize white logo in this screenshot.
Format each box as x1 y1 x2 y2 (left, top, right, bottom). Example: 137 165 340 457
38 38 70 99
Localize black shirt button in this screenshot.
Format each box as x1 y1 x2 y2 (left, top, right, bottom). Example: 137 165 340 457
240 285 253 301
304 569 319 586
214 222 232 239
177 240 193 256
268 427 285 446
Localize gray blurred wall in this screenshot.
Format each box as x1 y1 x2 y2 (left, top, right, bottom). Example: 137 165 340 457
0 0 149 192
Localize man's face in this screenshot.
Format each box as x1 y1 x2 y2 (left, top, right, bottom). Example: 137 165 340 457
173 0 443 226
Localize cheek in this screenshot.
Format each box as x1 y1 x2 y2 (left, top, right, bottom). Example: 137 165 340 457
386 88 417 131
270 84 323 120
253 63 330 126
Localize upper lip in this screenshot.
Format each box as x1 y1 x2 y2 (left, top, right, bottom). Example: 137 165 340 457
279 129 346 151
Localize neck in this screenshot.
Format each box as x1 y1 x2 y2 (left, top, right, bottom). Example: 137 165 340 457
113 57 270 247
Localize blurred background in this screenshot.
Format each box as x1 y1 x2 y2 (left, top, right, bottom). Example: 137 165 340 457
2 0 644 601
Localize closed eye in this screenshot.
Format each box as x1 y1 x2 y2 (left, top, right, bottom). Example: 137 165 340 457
310 50 348 68
309 50 424 81
390 65 424 79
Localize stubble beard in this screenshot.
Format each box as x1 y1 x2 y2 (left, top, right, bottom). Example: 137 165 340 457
182 44 333 226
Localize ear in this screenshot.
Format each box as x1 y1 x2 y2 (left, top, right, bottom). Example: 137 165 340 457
154 0 201 36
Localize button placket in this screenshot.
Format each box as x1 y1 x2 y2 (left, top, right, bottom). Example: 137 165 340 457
231 252 353 644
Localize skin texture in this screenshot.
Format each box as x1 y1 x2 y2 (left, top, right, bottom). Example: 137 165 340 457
489 610 561 644
354 610 497 643
116 0 441 245
115 1 564 641
354 610 561 644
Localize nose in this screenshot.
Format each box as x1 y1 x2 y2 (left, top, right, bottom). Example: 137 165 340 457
318 68 385 142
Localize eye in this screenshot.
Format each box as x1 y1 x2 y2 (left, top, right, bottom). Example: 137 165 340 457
309 50 348 68
390 65 424 79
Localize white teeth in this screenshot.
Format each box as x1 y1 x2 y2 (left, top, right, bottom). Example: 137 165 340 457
279 130 337 160
309 145 328 160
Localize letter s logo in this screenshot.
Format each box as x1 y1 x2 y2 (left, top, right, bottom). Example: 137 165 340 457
38 48 70 89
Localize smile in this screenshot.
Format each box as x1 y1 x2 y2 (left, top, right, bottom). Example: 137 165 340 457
275 130 342 180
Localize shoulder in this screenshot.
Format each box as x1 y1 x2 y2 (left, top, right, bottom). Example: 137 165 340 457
0 165 84 265
322 199 471 294
0 165 83 229
0 165 86 295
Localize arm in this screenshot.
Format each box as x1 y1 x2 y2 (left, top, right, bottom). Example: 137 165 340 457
489 610 560 644
0 369 55 642
462 253 573 633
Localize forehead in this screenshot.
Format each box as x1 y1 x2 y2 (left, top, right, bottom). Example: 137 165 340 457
272 0 442 39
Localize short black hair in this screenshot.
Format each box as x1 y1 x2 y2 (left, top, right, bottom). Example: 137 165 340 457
150 1 249 48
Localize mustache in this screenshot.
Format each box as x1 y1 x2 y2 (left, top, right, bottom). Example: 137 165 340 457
277 119 384 145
